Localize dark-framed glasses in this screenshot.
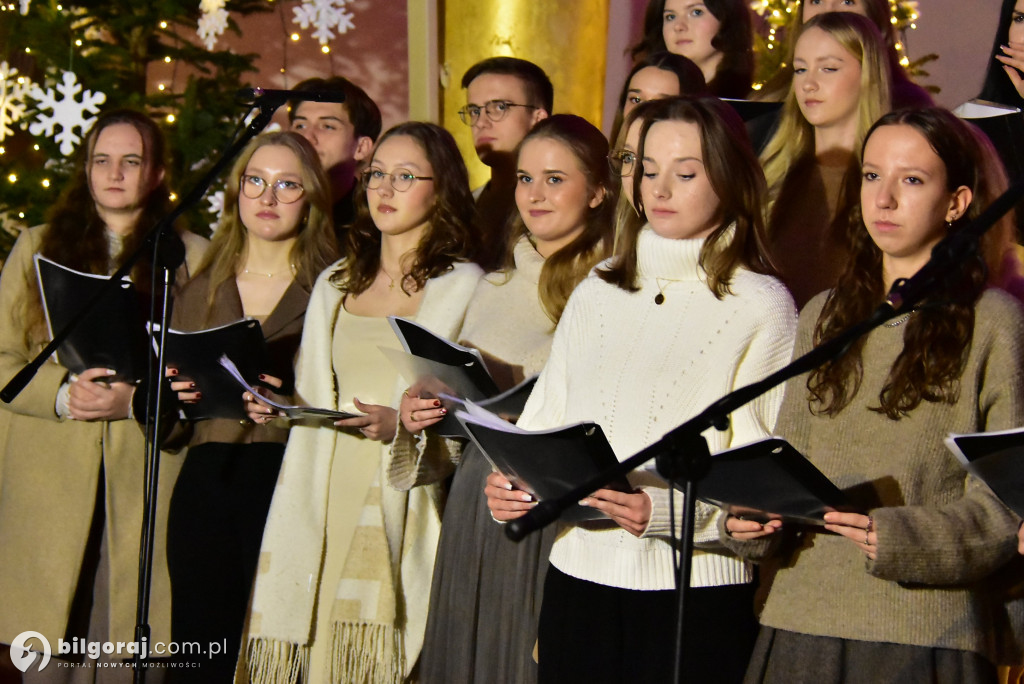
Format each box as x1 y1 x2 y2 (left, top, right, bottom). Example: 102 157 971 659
240 175 306 204
608 149 637 177
363 167 434 192
458 100 538 126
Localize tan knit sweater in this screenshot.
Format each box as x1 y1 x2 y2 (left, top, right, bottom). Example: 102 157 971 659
725 288 1024 664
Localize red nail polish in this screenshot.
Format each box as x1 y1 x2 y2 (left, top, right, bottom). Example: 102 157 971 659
258 374 267 380
433 400 441 407
439 408 447 415
189 382 195 389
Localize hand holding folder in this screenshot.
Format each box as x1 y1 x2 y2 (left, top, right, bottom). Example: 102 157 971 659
35 254 148 382
219 355 363 421
456 403 631 522
383 316 538 437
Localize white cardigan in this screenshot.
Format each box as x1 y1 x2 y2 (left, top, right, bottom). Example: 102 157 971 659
246 259 482 680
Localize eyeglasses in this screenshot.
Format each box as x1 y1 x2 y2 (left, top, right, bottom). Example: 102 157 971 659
240 175 306 204
607 149 637 177
363 167 434 192
458 100 538 126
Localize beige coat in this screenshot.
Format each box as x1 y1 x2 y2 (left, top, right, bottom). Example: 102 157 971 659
0 225 205 647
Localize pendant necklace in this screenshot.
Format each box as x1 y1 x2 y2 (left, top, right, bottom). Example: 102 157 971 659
654 277 682 305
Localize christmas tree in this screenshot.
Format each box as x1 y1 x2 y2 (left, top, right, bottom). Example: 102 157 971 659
0 0 270 259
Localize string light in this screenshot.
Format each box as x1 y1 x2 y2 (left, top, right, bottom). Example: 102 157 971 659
160 21 168 28
41 179 50 187
290 33 300 41
166 114 176 123
321 45 330 54
7 174 17 183
163 55 171 63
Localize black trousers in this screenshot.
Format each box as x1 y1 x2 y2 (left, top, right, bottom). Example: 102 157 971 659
165 441 283 683
538 564 759 684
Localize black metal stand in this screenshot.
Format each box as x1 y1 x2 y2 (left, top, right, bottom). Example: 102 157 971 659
0 93 294 683
506 174 1024 681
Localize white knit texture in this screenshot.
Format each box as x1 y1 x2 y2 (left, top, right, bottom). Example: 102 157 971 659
517 227 797 591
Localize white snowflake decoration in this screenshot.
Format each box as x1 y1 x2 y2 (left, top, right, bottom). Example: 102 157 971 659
206 189 225 234
293 0 356 46
19 0 30 15
197 0 229 51
0 61 31 142
28 71 106 156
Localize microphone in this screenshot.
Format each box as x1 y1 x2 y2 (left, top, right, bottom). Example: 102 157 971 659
235 87 347 105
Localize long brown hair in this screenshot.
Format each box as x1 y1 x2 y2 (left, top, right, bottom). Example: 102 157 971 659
25 109 170 344
329 122 477 295
599 96 774 297
198 131 337 310
503 115 616 324
808 108 1017 419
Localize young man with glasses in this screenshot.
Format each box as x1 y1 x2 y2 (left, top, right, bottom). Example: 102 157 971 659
458 57 552 270
287 76 382 238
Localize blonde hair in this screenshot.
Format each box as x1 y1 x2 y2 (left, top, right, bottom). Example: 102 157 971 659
760 12 891 208
199 132 337 309
503 115 615 324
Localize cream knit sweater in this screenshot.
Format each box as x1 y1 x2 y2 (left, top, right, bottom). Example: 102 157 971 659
517 226 797 591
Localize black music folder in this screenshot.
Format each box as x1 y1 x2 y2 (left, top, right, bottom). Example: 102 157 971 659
159 319 270 421
456 404 631 522
674 437 850 525
383 316 535 437
35 254 147 382
945 427 1024 518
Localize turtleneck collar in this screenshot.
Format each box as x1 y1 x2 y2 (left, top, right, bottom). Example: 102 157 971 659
635 224 706 282
511 235 546 284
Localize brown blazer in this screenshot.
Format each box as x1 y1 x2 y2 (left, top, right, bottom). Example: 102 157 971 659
168 268 311 447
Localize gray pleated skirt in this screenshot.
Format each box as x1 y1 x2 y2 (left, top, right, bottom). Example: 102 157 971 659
418 444 556 684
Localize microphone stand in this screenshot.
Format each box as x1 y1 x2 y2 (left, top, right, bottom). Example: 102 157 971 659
0 91 293 683
505 176 1024 682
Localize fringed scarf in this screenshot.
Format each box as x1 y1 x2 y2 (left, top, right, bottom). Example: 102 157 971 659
242 261 481 684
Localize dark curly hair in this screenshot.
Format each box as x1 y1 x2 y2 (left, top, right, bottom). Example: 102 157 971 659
808 108 1017 419
631 0 754 99
329 122 477 295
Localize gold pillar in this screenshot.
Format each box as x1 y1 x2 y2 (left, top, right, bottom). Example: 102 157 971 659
441 0 610 188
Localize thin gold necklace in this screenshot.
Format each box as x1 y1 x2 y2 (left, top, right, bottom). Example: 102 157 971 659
241 264 295 278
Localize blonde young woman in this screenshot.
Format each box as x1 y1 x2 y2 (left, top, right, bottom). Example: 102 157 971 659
759 12 892 309
242 122 482 684
163 131 336 680
390 114 615 684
